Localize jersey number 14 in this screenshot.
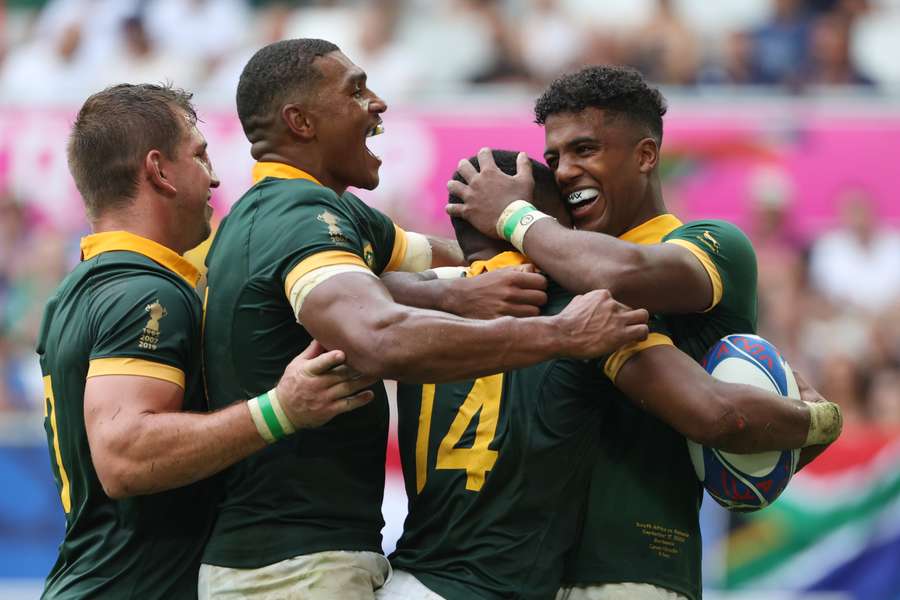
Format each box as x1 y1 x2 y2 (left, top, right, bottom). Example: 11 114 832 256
415 374 504 493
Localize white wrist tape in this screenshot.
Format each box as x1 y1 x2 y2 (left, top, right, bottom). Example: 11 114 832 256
804 401 843 446
248 387 296 443
398 231 433 272
495 200 553 253
429 266 468 279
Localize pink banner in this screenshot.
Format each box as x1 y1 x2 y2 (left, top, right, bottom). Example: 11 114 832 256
2 105 898 240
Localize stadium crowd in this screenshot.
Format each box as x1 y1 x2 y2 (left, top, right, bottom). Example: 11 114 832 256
0 0 899 104
0 0 898 432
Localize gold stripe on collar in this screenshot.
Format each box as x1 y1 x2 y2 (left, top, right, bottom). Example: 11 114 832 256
80 231 201 287
252 162 322 185
468 251 530 277
618 214 683 245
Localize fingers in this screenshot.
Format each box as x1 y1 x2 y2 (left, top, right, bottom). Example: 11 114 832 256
456 158 478 182
622 308 649 325
477 147 497 171
515 151 533 181
301 349 346 376
624 323 650 343
507 288 549 307
506 270 549 290
327 375 378 400
332 390 375 416
298 339 325 360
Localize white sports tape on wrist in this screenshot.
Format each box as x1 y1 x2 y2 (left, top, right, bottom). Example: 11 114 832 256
429 266 468 279
248 387 296 443
804 401 843 446
495 200 552 253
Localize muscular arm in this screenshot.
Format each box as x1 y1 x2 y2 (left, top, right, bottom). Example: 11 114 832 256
381 268 548 319
85 375 264 499
85 343 376 499
519 219 713 314
614 344 812 453
299 272 648 383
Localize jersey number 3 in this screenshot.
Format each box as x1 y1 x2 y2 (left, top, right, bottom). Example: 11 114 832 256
416 374 503 493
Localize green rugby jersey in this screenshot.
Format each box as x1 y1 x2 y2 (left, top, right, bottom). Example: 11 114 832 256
391 260 611 600
202 162 407 568
565 215 758 600
36 231 213 599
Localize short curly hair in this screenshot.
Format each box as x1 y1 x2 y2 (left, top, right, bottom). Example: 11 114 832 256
236 38 339 138
534 65 667 144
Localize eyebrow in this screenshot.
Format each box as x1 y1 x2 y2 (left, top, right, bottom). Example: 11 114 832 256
346 69 367 88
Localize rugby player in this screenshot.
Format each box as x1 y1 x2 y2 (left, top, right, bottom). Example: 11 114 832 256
447 67 842 600
199 40 649 600
385 150 837 600
37 84 380 599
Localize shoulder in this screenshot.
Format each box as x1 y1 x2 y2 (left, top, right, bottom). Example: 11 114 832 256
667 220 755 258
89 259 198 324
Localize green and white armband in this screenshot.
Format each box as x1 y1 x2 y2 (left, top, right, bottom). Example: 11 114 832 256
804 400 843 446
495 200 553 253
248 388 296 443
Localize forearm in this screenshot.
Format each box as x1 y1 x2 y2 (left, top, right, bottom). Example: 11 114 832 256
703 381 810 453
328 306 562 383
522 220 640 296
102 401 264 498
427 235 465 267
381 271 455 313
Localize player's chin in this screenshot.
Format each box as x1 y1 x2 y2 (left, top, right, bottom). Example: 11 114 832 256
356 167 381 190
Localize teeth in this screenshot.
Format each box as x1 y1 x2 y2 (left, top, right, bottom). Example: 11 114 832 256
367 123 384 138
567 188 600 205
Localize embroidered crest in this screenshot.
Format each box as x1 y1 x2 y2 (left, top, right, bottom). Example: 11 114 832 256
139 301 167 350
318 210 351 244
362 242 376 269
699 231 720 253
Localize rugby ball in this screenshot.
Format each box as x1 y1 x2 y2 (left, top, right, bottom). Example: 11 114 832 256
687 334 801 511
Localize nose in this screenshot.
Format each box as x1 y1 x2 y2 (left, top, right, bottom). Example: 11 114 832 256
209 168 221 189
368 91 387 114
555 155 581 189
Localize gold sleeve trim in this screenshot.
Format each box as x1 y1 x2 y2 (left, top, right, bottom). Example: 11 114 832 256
87 357 185 389
283 251 369 299
385 225 409 272
604 333 674 382
666 239 723 312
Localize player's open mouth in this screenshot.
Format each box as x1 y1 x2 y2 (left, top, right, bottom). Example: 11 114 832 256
566 188 601 220
365 121 384 163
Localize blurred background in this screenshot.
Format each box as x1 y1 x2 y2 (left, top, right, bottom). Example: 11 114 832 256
1 0 899 599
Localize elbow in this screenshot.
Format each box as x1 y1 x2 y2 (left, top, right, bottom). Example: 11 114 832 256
341 307 415 378
96 460 138 500
684 386 752 451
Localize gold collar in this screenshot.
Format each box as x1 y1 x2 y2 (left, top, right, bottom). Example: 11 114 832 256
468 251 530 277
618 214 683 245
80 231 200 287
252 162 322 185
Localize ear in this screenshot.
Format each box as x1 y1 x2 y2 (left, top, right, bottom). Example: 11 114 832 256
281 103 315 141
635 138 659 174
145 150 177 196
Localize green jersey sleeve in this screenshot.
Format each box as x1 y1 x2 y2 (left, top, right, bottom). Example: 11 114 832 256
663 220 758 316
603 315 674 382
87 274 195 388
263 185 398 294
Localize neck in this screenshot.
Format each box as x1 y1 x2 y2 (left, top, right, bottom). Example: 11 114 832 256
254 143 346 196
626 176 668 231
92 199 187 255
